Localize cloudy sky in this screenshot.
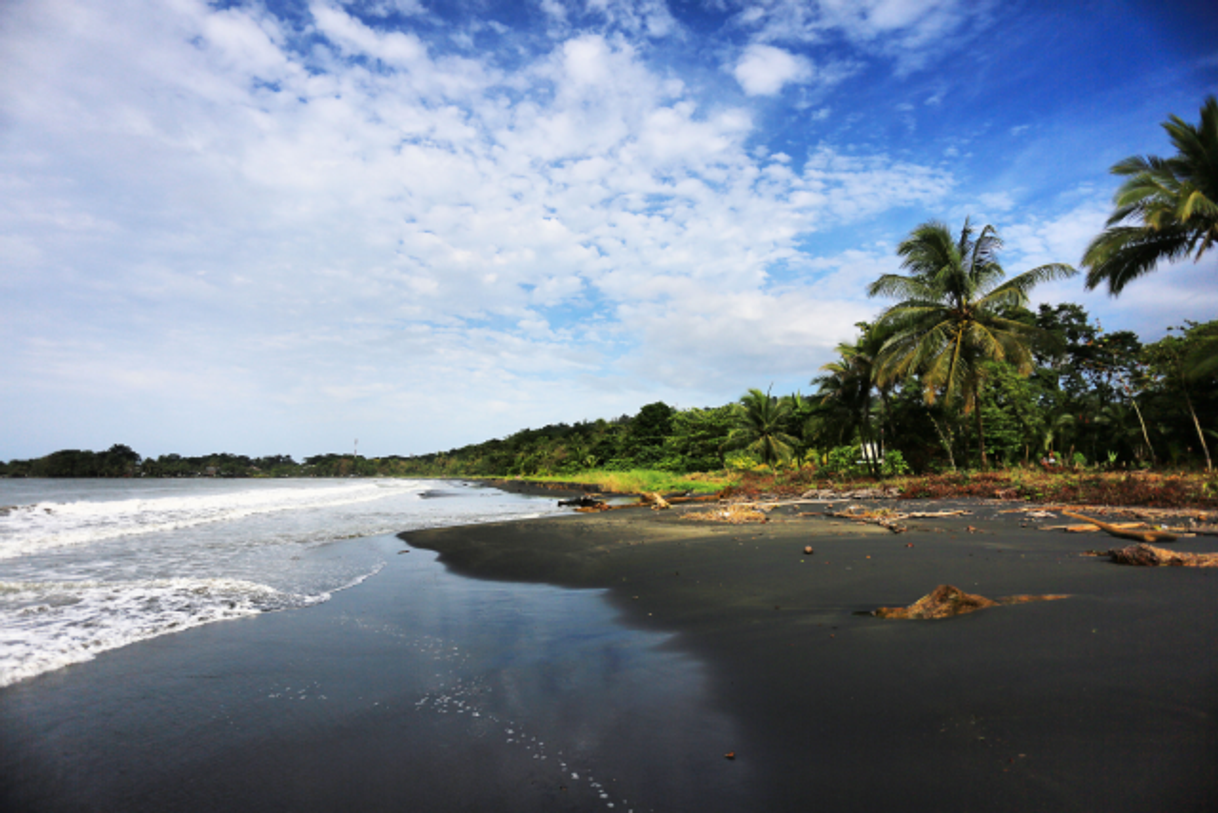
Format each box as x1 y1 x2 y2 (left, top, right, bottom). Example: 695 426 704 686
1 0 1216 460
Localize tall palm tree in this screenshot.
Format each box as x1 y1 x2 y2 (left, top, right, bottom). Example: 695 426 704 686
868 219 1076 467
812 323 890 474
1083 96 1218 294
725 388 799 470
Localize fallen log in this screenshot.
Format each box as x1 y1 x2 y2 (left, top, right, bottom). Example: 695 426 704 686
558 494 607 509
824 506 907 533
663 493 723 505
1042 521 1148 533
872 584 1068 619
1062 511 1180 543
1097 543 1218 567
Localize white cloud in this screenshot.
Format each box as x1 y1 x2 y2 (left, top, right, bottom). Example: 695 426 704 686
537 0 678 39
733 44 812 96
348 0 428 17
585 0 678 38
722 0 996 74
310 2 428 68
0 0 961 457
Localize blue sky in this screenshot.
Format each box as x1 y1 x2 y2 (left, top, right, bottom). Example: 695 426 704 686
1 0 1215 460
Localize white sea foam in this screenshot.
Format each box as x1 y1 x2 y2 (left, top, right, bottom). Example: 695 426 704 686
0 480 426 560
0 478 564 687
1 577 307 688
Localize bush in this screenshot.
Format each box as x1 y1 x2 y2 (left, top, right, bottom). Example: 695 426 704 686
881 450 910 476
816 445 908 478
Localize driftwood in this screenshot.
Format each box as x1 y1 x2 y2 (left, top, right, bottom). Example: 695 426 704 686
559 495 607 509
641 492 671 510
681 504 769 524
824 506 907 533
1062 511 1180 543
872 584 1068 619
799 488 901 500
821 506 971 533
1043 521 1148 533
1096 544 1218 567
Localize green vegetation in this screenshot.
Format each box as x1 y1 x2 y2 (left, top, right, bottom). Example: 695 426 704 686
522 470 732 494
724 388 800 471
2 99 1214 495
1083 96 1218 295
867 218 1076 467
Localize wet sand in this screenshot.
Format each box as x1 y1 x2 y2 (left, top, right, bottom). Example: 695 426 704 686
403 499 1218 811
3 497 1216 811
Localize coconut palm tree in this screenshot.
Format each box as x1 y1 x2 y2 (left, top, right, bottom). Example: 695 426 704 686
867 218 1076 467
1083 96 1218 294
725 388 799 470
812 323 891 474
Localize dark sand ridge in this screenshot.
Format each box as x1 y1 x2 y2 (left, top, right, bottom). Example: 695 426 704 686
403 497 1218 812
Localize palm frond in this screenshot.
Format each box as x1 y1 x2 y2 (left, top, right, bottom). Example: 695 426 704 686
1083 223 1196 293
1084 96 1218 293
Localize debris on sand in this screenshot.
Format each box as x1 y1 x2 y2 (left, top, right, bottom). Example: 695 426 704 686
823 505 908 533
872 584 1068 619
816 506 974 534
799 487 901 500
1088 544 1218 567
641 492 672 510
682 504 768 524
1062 511 1183 543
559 494 607 510
1043 520 1150 533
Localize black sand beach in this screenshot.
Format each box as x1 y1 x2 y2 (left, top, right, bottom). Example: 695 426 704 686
3 498 1216 811
403 499 1218 812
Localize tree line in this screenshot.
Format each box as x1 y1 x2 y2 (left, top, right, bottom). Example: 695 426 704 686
0 449 419 479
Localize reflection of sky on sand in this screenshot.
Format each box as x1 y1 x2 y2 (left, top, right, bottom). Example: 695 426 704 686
344 540 751 811
1 533 750 812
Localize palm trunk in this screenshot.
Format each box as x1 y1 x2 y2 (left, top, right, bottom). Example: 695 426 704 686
1129 393 1155 464
879 388 894 455
1182 388 1213 471
928 408 957 472
971 380 988 469
974 406 988 469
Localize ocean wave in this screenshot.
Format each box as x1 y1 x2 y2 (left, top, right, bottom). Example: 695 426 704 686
0 480 427 560
0 569 383 688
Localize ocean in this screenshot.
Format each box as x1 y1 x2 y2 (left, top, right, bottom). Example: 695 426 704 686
1 478 748 812
0 478 564 688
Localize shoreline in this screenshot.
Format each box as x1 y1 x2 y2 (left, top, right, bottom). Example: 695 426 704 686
5 488 1215 811
402 498 1218 811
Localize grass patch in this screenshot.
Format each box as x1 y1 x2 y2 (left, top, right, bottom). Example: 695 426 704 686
527 469 737 495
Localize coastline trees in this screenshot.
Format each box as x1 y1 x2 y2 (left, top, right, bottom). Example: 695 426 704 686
811 323 890 475
866 219 1076 467
725 388 799 471
1083 96 1218 294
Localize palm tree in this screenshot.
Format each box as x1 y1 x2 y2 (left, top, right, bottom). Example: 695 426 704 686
868 218 1076 467
1083 96 1218 294
812 323 890 474
725 388 799 470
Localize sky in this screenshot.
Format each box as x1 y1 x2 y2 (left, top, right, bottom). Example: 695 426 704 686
1 0 1216 461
